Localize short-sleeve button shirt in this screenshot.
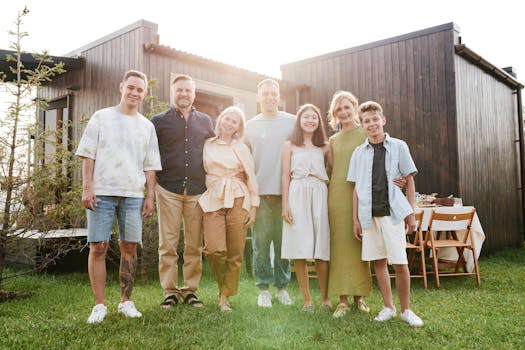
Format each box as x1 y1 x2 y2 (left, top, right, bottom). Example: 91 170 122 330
347 133 417 228
152 107 215 195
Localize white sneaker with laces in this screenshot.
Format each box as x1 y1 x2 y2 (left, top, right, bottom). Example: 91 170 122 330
401 309 424 327
374 306 397 322
257 290 272 308
87 303 107 324
118 300 142 318
275 289 293 305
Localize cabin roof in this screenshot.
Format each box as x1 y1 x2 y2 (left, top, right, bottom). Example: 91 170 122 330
0 49 84 82
143 42 273 80
281 22 523 90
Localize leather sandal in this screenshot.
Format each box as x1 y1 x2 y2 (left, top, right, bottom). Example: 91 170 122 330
332 303 349 318
183 293 204 308
160 294 179 310
219 302 233 313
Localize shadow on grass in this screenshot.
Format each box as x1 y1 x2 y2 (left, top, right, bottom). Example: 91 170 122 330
0 290 34 303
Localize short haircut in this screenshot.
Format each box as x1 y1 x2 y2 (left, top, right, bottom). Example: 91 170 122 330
215 106 246 139
328 90 359 128
257 78 280 93
357 101 384 121
122 70 148 89
290 103 327 147
172 74 194 85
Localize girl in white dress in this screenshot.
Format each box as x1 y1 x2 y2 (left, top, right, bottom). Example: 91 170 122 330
281 104 332 311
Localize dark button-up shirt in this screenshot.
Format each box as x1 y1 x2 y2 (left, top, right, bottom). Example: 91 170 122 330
151 106 215 195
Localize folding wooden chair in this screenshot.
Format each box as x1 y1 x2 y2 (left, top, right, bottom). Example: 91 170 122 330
425 208 480 287
385 210 427 289
406 210 428 290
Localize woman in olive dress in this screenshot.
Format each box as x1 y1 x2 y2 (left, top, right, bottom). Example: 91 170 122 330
327 91 371 318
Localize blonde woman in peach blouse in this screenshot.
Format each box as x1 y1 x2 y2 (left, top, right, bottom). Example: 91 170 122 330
198 106 259 312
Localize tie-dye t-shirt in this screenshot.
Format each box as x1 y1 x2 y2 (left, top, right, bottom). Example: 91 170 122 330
76 106 161 198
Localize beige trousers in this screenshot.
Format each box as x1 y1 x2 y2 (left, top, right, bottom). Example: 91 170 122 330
156 184 203 297
203 197 247 297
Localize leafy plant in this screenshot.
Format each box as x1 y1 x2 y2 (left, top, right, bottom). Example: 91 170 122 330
0 7 85 289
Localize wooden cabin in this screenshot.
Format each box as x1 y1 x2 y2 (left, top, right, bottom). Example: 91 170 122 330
281 23 524 253
6 20 522 254
35 20 282 150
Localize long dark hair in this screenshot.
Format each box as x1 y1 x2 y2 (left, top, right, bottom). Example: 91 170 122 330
290 104 327 147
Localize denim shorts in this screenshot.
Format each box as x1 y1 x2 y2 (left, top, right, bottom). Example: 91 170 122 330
86 196 144 243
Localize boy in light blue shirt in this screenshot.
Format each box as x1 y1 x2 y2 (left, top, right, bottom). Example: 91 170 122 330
347 101 423 327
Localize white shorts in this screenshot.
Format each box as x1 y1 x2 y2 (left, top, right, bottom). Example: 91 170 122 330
361 216 408 265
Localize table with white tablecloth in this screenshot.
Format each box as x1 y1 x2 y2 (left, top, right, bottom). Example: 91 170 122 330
415 206 484 272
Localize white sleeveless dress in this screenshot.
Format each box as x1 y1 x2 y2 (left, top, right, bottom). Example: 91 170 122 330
281 147 330 261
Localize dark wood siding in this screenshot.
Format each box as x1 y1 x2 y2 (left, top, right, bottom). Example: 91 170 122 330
282 23 524 253
39 22 158 142
145 55 263 107
455 55 523 251
282 27 458 197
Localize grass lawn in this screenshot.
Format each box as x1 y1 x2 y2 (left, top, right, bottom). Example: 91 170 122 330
1 247 524 349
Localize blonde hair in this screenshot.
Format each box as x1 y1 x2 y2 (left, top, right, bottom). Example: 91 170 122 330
357 101 384 121
171 73 193 85
257 78 280 93
328 90 359 128
215 106 246 139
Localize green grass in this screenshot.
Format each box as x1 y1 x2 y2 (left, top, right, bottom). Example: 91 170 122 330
1 247 524 349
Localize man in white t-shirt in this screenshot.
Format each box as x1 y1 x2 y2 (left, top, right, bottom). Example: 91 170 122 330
76 70 161 324
244 79 296 307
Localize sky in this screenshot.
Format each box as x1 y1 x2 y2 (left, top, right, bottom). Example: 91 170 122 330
0 0 523 80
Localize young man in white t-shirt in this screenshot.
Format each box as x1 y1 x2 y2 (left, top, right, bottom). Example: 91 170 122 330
244 79 296 307
76 70 161 324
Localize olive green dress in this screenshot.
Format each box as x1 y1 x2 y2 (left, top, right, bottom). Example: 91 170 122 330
328 127 372 297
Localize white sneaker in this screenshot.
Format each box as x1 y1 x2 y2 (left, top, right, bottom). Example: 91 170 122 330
257 290 272 308
87 304 107 324
118 300 142 318
374 306 397 322
401 309 424 327
275 289 293 305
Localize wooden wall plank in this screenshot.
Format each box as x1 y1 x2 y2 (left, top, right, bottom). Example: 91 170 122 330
456 55 523 251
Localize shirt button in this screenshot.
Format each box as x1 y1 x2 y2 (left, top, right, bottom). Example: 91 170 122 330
185 177 188 180
185 138 188 142
185 150 188 154
185 164 189 167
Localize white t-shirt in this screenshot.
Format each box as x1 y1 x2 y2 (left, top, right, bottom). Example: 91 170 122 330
244 111 296 195
75 106 162 198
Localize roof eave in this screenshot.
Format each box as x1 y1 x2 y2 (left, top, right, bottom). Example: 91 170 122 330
455 44 524 90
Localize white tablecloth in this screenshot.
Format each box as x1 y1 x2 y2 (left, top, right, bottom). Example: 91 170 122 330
416 206 484 272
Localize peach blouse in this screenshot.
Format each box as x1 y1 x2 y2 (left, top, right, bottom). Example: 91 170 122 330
198 137 259 213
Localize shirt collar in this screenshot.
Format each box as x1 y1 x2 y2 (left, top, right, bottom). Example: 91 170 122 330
173 106 196 116
365 132 391 147
210 136 239 146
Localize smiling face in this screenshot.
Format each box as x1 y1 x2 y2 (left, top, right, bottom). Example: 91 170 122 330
171 78 196 110
119 76 147 112
334 97 358 127
256 82 280 115
299 108 320 134
218 111 242 139
360 110 386 142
